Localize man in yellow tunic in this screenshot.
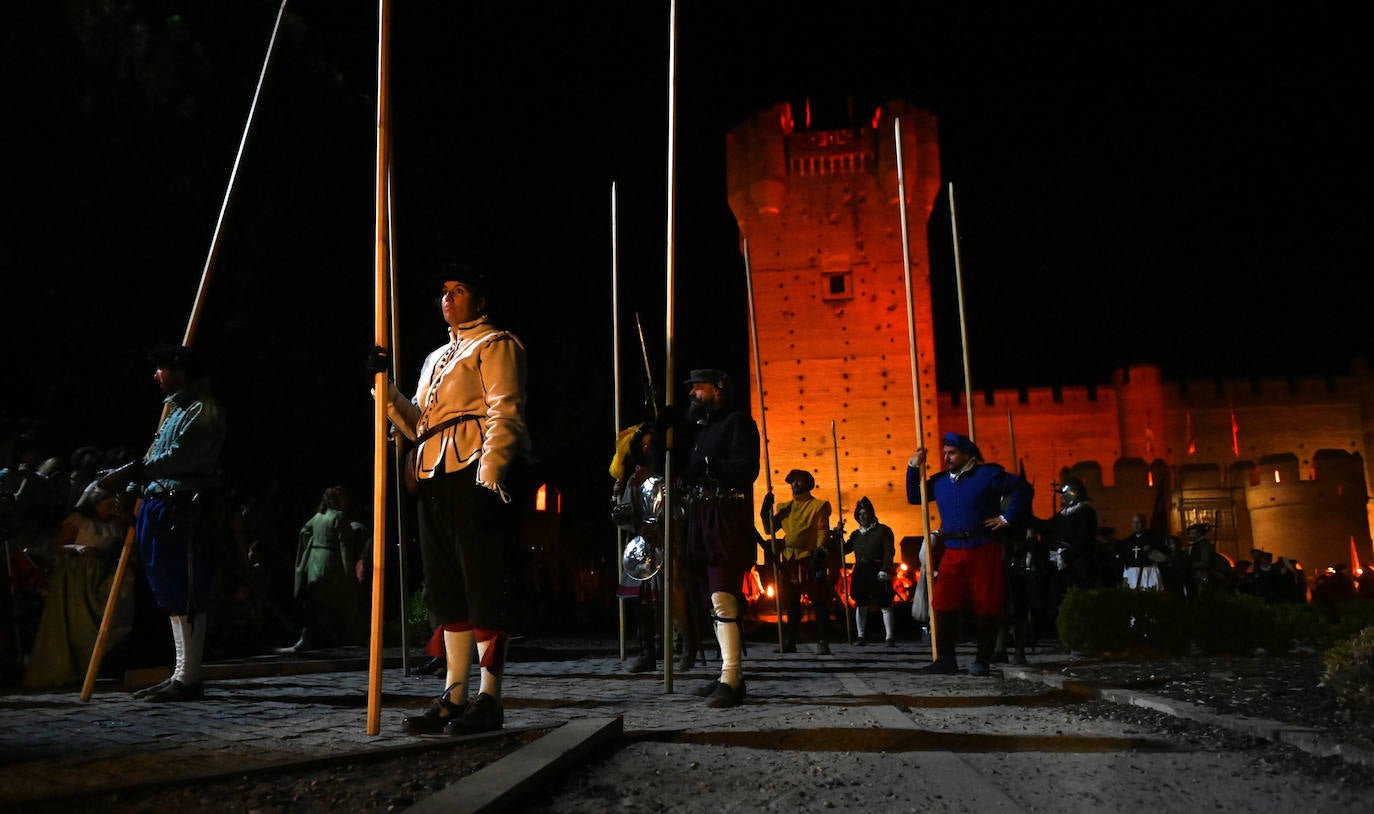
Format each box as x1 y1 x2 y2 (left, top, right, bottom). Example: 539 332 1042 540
761 469 836 654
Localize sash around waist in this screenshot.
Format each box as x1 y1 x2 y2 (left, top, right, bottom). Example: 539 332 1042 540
416 413 482 444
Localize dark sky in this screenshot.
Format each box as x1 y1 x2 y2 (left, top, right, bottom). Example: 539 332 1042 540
5 2 1369 540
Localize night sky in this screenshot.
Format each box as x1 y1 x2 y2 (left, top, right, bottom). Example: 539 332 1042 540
5 2 1369 547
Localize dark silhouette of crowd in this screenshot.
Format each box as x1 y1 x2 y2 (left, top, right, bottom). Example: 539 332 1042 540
0 426 371 690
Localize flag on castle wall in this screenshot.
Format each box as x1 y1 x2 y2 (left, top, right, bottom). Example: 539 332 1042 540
1230 408 1240 457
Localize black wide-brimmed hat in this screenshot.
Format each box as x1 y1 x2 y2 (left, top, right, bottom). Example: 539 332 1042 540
784 469 815 490
147 345 204 378
683 369 731 390
438 261 491 301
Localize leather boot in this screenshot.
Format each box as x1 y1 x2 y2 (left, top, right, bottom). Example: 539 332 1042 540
972 615 999 674
630 603 656 673
929 611 958 669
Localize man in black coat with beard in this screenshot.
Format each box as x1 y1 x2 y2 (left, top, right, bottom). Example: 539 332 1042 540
674 369 760 709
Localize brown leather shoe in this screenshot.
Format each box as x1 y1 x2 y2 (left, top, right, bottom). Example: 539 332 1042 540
403 683 467 735
444 692 504 735
132 676 174 699
705 679 746 708
691 680 721 697
141 679 204 702
629 651 656 673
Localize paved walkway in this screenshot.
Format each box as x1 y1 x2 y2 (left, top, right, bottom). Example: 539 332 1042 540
0 637 1368 811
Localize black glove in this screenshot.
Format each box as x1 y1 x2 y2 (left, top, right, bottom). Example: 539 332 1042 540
366 345 390 377
761 491 775 515
610 497 635 530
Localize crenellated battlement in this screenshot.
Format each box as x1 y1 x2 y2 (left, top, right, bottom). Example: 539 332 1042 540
1156 372 1355 407
728 98 1374 579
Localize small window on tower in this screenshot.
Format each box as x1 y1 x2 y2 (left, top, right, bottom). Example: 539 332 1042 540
821 270 853 301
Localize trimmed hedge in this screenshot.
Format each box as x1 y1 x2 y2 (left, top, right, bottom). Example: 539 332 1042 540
1056 588 1290 656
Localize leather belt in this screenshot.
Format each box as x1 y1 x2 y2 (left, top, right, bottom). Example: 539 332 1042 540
416 414 481 444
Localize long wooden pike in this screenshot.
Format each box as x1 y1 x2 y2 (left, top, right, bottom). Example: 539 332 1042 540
81 0 291 703
949 183 975 443
830 420 852 644
659 0 679 693
611 181 627 662
367 0 394 735
894 117 938 655
1007 409 1018 475
385 152 412 677
743 237 786 650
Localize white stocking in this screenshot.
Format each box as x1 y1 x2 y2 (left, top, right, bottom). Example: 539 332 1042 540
881 607 894 642
712 592 742 689
854 607 867 638
443 629 475 702
169 616 188 683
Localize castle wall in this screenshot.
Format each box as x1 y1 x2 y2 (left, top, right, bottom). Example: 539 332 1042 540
944 387 1123 520
726 101 1374 572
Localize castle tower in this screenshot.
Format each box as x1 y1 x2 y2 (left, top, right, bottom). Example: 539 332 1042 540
726 100 942 540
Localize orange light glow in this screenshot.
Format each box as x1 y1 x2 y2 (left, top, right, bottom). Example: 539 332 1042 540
742 568 765 603
534 483 562 513
1273 469 1281 484
870 106 882 129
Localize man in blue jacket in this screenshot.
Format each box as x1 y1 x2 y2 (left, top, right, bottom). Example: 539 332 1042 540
907 432 1032 676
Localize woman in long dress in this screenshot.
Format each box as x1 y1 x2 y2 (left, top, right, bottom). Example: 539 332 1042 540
24 481 133 688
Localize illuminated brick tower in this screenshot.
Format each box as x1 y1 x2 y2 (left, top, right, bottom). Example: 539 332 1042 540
727 100 1374 578
726 100 943 541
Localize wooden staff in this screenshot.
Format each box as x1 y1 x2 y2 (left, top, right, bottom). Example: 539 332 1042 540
743 237 786 650
894 117 938 655
611 180 627 661
659 0 679 693
81 0 290 702
367 0 394 735
830 420 852 644
949 182 975 443
385 152 413 677
1007 409 1017 473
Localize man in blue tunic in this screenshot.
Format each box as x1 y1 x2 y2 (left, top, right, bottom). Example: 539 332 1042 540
907 432 1032 676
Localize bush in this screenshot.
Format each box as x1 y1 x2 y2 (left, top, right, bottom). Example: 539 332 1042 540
1321 626 1374 713
1191 592 1291 656
1056 588 1190 656
1057 588 1289 657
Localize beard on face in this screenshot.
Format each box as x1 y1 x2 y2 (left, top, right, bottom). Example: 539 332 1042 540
686 396 709 423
